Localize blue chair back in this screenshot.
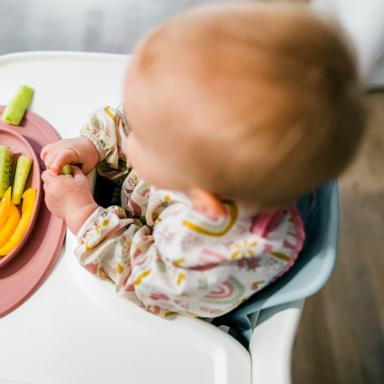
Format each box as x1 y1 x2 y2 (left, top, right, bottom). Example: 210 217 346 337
212 181 339 345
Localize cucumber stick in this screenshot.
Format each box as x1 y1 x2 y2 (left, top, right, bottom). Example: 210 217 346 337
61 164 73 175
12 155 33 205
0 145 13 199
1 85 34 125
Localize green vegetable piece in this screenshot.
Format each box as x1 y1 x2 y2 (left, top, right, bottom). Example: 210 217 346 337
1 85 34 125
61 164 73 175
0 145 13 199
12 155 33 205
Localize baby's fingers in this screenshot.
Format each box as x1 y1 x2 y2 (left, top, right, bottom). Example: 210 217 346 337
40 144 53 162
71 165 86 179
51 150 78 175
43 148 59 172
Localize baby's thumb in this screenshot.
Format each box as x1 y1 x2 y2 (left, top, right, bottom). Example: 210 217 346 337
71 165 85 178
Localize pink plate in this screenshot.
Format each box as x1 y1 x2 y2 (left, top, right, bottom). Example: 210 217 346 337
0 127 42 268
0 106 66 318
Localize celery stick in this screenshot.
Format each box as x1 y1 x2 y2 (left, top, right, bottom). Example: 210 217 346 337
1 85 34 125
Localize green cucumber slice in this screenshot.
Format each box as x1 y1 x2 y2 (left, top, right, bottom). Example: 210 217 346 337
12 155 33 205
1 85 34 125
61 164 73 175
0 145 13 198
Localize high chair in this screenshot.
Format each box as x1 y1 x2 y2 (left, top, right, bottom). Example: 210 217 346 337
239 181 338 383
0 51 338 384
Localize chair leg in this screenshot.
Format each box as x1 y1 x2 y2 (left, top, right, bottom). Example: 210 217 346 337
250 300 304 384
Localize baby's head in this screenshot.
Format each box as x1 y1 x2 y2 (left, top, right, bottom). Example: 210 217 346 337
123 3 365 213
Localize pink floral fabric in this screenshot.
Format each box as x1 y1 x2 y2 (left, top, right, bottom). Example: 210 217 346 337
76 106 305 318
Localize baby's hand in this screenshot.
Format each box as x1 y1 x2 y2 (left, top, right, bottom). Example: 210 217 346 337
40 136 99 175
42 166 98 234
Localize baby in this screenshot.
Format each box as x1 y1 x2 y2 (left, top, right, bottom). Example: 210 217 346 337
41 3 364 318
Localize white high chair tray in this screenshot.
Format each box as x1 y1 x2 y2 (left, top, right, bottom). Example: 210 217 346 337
0 52 251 384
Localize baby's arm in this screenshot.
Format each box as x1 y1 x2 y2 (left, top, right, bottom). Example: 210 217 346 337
80 106 130 183
75 194 304 318
41 105 129 181
75 205 142 288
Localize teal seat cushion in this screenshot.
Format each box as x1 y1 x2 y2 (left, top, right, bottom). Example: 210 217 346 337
212 181 339 347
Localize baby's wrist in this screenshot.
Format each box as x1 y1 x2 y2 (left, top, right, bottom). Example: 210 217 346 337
78 136 99 164
66 201 99 235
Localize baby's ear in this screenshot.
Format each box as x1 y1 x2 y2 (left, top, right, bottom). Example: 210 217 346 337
188 188 227 218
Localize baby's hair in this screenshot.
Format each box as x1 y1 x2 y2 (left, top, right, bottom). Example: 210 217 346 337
135 2 365 209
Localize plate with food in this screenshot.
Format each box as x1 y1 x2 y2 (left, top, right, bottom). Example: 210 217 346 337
0 127 41 268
